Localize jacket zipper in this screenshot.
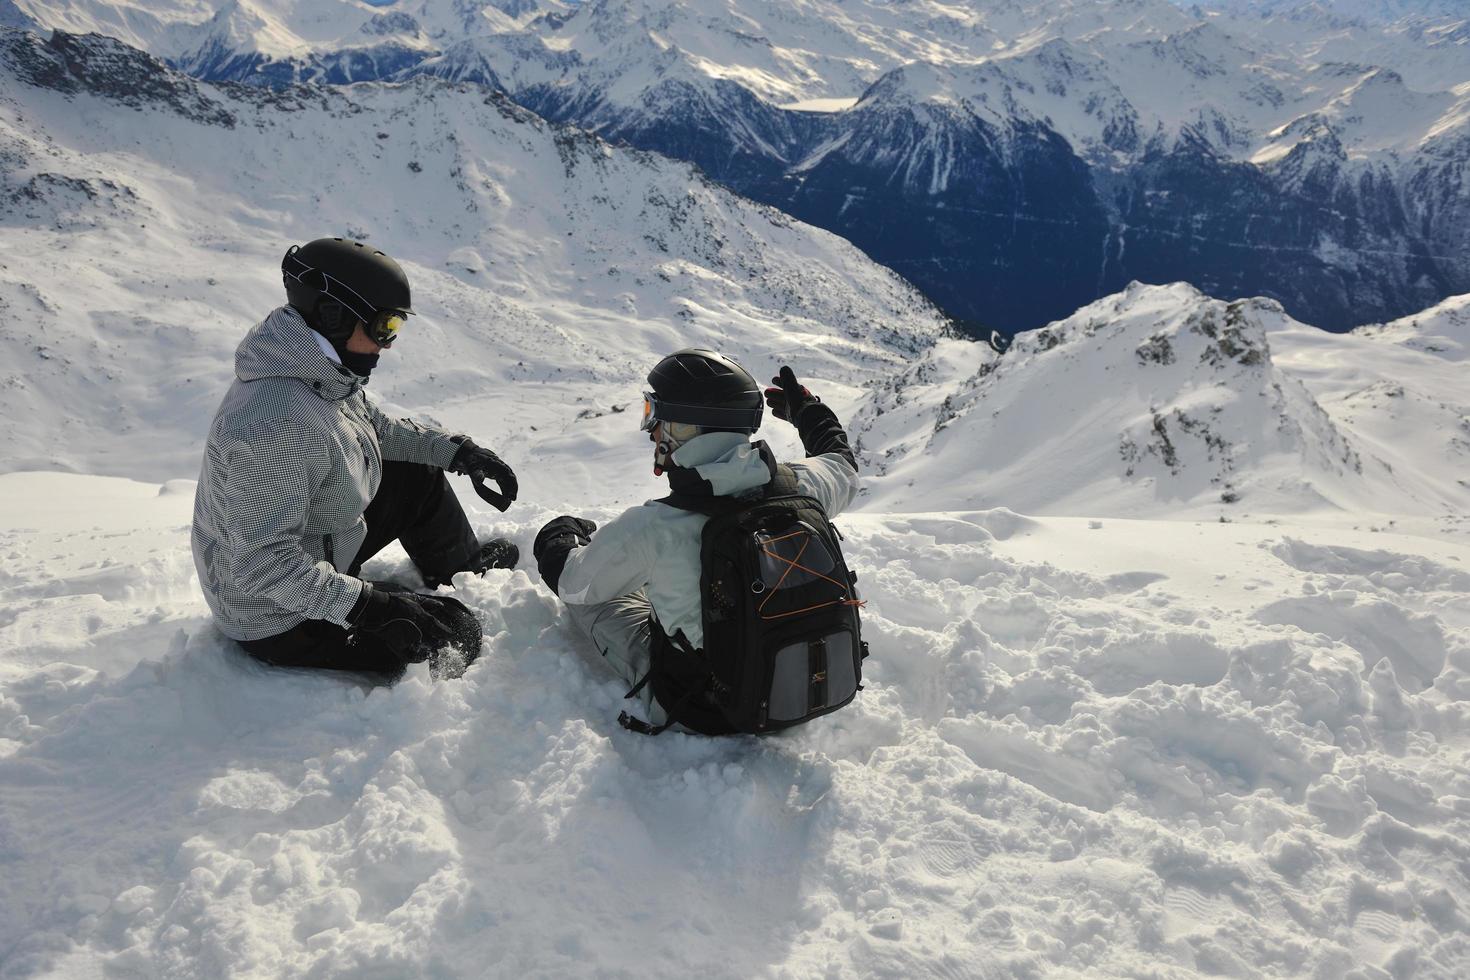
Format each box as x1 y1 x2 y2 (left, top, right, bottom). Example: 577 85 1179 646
324 534 335 566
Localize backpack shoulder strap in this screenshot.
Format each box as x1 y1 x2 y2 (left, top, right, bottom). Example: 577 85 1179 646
764 463 800 498
655 492 742 516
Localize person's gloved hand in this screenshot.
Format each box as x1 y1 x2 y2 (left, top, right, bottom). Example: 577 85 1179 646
534 516 597 557
763 365 820 423
450 438 518 511
349 586 458 663
533 516 598 596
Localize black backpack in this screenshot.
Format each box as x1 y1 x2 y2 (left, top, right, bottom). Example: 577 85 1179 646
618 465 867 736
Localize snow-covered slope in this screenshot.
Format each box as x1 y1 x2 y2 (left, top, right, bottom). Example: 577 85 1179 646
5 468 1468 978
1353 292 1470 360
1267 298 1470 519
853 281 1470 521
0 28 945 489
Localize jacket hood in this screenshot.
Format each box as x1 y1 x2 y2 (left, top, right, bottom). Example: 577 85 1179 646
666 432 776 497
235 306 362 400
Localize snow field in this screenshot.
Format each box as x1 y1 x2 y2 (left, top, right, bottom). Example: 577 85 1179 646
3 474 1468 977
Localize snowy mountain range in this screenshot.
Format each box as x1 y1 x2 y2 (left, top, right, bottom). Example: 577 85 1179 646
10 0 1468 334
2 23 1465 524
1185 1 1470 22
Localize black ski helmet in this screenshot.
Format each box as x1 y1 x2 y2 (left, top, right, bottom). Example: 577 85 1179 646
282 237 413 344
646 348 763 433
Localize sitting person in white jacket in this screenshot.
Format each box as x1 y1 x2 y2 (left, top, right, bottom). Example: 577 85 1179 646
532 349 860 732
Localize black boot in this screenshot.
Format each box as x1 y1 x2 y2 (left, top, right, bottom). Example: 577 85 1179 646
423 537 519 588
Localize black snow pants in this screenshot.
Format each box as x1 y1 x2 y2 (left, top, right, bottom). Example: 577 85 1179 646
238 460 480 677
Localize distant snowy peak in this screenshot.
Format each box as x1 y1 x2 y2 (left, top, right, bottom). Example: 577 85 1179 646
1355 293 1470 359
166 0 509 84
12 1 565 82
855 283 1383 516
170 0 310 76
848 30 1465 168
1190 0 1470 25
848 43 1153 164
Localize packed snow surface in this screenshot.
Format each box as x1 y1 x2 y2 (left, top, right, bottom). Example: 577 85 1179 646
2 18 1470 980
4 470 1470 977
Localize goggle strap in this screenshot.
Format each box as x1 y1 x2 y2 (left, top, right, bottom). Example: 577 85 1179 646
646 399 762 430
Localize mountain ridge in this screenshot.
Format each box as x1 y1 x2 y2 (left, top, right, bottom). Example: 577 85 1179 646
853 281 1469 519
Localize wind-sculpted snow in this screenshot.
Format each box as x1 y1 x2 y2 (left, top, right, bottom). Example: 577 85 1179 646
2 474 1469 977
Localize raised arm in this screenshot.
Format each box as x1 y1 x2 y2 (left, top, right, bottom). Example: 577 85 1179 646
764 365 860 517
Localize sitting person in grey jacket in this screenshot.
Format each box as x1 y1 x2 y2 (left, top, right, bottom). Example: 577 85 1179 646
191 237 519 678
533 349 860 731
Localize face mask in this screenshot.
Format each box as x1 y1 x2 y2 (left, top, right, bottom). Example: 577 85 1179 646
340 349 380 379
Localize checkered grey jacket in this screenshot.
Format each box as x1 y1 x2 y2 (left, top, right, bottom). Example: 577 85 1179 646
191 306 463 641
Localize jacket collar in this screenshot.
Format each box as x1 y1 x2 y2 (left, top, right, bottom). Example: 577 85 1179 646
235 306 363 401
664 433 777 497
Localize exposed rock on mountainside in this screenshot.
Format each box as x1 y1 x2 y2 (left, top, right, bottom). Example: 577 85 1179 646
3 28 236 124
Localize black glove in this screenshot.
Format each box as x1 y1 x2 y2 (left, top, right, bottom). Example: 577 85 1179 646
533 516 597 596
349 586 459 664
450 438 518 512
415 594 483 680
763 365 820 423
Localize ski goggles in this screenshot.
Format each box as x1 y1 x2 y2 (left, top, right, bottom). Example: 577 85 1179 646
365 309 408 347
640 392 763 433
640 392 661 432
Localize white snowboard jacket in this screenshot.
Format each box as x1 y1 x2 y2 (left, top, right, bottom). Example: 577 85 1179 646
557 420 860 650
